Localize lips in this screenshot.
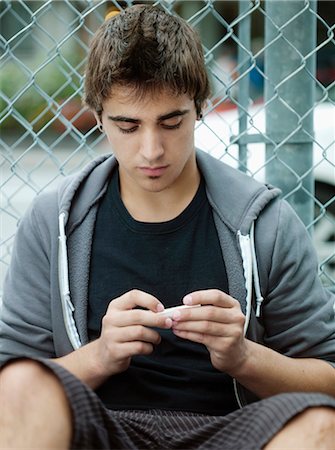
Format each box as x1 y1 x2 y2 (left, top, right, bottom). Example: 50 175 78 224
139 166 168 177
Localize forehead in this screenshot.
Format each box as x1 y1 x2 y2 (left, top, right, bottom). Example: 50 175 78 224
102 85 194 118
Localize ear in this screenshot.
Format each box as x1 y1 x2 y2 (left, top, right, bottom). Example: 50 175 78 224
195 99 205 120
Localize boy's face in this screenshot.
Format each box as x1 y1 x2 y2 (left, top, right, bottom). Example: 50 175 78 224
100 85 199 199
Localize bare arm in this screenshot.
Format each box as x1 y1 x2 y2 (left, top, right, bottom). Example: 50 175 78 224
172 290 335 399
54 339 113 390
231 340 335 399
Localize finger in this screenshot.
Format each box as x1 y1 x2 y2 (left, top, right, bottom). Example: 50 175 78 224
103 308 172 329
108 289 164 313
183 289 239 308
172 329 231 350
173 329 207 344
172 319 230 336
171 304 244 325
116 325 162 345
117 341 157 358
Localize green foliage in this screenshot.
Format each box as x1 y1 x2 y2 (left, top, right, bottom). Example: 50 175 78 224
0 56 83 132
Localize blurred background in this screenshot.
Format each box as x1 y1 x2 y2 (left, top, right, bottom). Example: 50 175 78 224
1 0 334 298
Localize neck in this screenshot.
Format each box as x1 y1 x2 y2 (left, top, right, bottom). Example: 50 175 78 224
120 164 201 223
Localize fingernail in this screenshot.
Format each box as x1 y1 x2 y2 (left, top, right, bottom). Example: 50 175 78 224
165 318 172 327
156 303 164 312
183 295 192 305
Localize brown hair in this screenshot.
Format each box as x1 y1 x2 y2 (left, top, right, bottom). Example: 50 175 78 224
83 4 210 116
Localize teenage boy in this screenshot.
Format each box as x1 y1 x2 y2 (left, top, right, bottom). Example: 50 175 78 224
0 5 334 449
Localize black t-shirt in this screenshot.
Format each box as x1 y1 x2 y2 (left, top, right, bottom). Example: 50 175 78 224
88 169 239 415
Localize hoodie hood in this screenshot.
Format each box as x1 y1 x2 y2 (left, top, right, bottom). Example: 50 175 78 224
57 154 116 234
196 150 281 234
57 150 281 236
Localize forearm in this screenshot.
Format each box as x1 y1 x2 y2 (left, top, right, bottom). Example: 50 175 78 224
53 340 109 390
231 340 335 399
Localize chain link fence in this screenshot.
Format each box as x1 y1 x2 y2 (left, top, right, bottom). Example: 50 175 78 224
1 0 334 297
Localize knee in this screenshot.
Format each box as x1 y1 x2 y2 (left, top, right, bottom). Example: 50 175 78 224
299 406 335 434
265 406 335 450
0 359 54 395
286 406 335 446
0 360 73 447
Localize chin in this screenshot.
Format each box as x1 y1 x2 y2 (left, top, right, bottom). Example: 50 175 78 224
142 178 171 193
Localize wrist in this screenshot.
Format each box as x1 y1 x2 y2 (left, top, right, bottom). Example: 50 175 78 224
83 339 112 386
55 339 109 389
228 339 255 380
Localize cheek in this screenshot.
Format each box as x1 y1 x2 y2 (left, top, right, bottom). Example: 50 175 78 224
105 130 130 156
105 127 119 145
174 127 196 155
169 122 195 146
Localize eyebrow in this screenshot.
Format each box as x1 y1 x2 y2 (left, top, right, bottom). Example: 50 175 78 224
158 109 190 121
107 109 190 124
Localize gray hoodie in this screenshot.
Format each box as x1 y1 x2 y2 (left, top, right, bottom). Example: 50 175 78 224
1 150 334 406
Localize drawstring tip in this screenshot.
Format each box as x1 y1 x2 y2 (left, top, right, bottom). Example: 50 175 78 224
255 297 263 318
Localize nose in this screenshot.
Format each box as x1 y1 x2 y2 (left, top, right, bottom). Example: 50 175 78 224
139 128 164 162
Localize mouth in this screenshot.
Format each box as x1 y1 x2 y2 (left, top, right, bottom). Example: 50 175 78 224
139 166 169 177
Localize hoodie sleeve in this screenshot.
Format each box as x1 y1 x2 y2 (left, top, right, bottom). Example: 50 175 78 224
0 195 56 365
258 199 335 368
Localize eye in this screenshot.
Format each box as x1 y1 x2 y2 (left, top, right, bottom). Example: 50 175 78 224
161 117 183 130
117 125 138 134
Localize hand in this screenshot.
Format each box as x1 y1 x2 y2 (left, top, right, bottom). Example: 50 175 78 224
171 289 248 375
95 289 172 377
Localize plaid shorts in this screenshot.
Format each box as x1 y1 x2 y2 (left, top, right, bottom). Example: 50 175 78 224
22 359 335 449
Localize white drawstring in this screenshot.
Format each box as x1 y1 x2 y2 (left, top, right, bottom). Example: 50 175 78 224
238 221 264 327
58 212 82 350
235 222 264 408
238 230 253 334
250 223 264 318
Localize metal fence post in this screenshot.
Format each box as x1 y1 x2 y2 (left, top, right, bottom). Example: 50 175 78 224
264 0 317 227
237 0 252 172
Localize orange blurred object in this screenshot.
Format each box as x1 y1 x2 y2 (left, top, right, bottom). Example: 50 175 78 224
105 10 120 21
